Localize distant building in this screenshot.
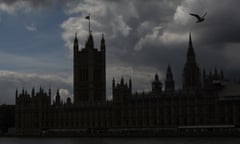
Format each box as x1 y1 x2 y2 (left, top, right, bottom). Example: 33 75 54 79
15 31 240 136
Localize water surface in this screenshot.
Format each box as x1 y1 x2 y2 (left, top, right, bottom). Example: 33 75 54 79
0 137 240 144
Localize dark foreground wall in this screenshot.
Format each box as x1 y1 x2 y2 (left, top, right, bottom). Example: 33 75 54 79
0 105 15 134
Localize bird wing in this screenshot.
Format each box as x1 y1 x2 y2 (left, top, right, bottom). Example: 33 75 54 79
189 13 201 20
202 12 207 17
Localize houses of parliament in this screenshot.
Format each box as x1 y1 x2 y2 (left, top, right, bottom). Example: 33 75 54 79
12 26 240 136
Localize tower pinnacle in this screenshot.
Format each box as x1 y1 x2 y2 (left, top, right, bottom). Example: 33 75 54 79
74 32 79 52
189 32 192 48
101 33 105 51
187 32 196 63
165 65 175 92
183 33 201 90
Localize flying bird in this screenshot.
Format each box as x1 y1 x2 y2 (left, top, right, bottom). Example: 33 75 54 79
189 12 207 23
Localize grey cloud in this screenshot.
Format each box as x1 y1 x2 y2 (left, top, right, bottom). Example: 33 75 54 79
60 0 191 92
170 0 240 46
61 0 240 92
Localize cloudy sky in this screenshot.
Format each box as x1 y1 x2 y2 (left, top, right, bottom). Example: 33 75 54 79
0 0 239 104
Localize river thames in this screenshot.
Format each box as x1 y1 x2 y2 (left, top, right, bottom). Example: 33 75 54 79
1 137 240 144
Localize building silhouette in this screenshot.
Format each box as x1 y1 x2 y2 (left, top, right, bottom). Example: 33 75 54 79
165 65 175 93
183 33 201 90
0 105 15 134
74 32 106 103
15 30 240 136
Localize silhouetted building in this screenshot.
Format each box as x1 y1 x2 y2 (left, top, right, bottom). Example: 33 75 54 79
112 77 132 103
15 31 240 136
165 65 175 93
74 32 106 103
183 33 201 90
0 105 15 134
152 74 162 96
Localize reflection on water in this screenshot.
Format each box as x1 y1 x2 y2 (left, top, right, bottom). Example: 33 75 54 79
0 137 240 144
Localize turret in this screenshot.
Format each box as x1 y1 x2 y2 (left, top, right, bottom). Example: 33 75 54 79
155 73 159 81
48 88 51 97
121 77 124 85
31 87 35 97
221 69 224 80
56 89 60 97
39 86 42 93
112 78 115 89
128 78 132 94
15 89 18 98
74 32 79 53
55 89 61 105
66 97 72 105
165 65 175 92
113 78 132 103
86 32 94 49
129 78 132 90
214 67 219 80
112 78 115 97
100 33 105 51
152 73 162 95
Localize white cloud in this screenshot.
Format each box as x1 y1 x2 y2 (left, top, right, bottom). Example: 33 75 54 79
60 16 96 52
173 4 190 25
136 21 153 35
112 15 132 37
134 26 162 51
0 1 30 14
59 88 71 102
160 31 187 45
60 0 137 51
25 24 37 32
64 0 107 16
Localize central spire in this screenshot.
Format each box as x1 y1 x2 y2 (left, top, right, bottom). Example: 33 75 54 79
183 32 201 90
189 32 193 48
86 32 94 49
187 32 196 63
